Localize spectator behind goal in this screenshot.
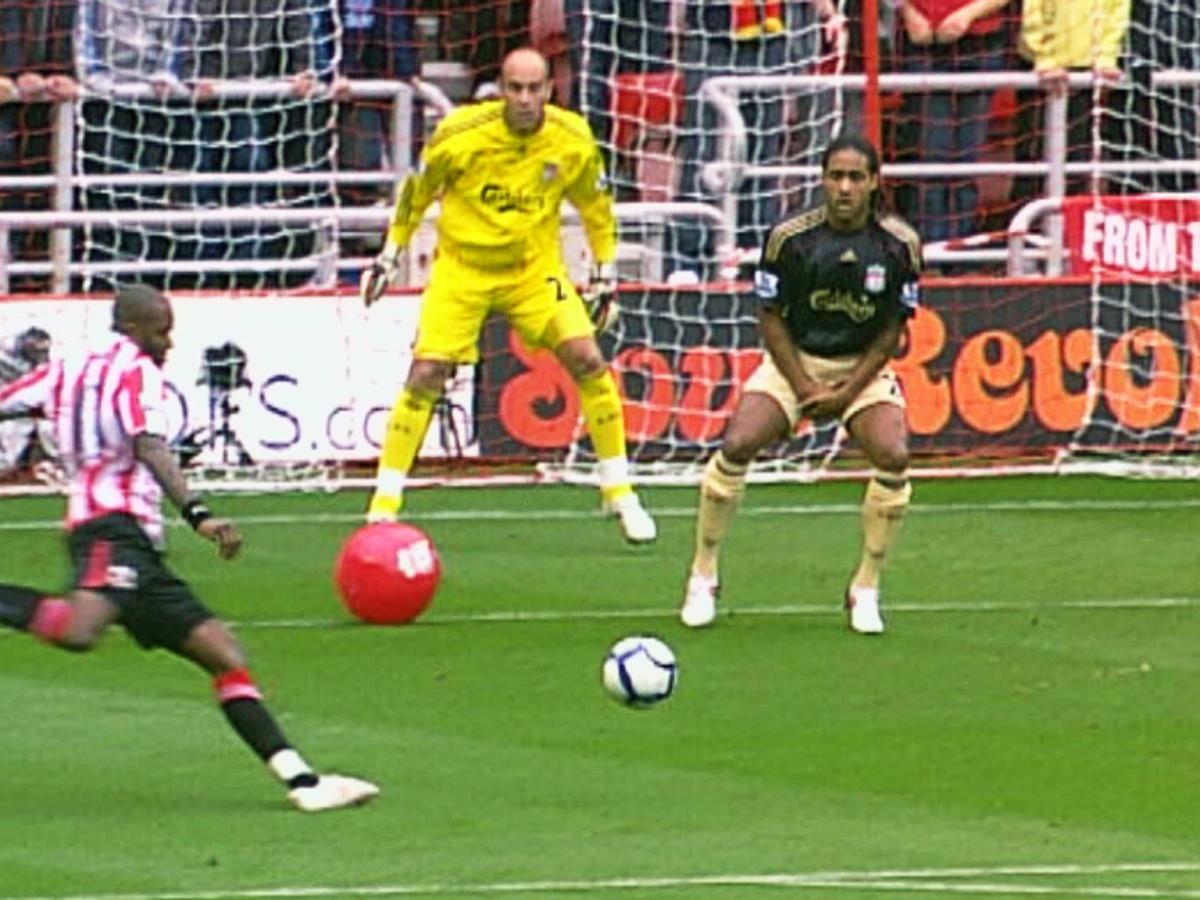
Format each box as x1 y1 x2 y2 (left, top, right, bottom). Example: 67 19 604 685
1108 1 1198 195
334 0 420 210
0 1 78 292
76 0 336 290
666 0 844 281
894 0 1013 246
1009 0 1130 205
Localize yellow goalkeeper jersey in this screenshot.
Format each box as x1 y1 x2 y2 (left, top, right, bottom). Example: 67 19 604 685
385 100 617 269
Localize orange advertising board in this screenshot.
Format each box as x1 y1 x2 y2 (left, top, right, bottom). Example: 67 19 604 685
480 281 1200 462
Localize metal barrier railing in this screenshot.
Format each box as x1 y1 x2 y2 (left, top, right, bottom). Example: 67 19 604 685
697 69 1200 275
0 201 734 292
2 71 1198 287
0 77 450 292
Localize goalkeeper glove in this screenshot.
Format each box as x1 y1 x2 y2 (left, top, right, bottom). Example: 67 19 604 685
582 262 620 333
360 241 404 308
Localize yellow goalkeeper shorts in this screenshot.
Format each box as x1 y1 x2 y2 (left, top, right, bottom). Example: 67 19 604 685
413 250 594 364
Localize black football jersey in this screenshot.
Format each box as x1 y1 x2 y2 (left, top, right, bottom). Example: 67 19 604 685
754 206 922 358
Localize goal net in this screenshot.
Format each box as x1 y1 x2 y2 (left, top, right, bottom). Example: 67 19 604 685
6 1 1200 496
1056 4 1200 476
529 0 849 483
74 0 342 292
545 1 1200 482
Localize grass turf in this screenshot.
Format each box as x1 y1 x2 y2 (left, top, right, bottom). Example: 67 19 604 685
1 475 1199 898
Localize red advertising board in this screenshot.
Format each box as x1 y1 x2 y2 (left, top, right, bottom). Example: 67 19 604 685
1061 195 1200 277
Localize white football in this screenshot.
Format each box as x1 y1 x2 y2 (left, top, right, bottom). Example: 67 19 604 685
602 635 678 707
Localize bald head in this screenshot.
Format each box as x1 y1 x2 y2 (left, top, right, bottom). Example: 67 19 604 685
501 47 550 84
112 284 174 366
499 47 552 136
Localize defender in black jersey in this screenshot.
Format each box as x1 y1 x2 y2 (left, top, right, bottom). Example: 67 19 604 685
681 134 922 635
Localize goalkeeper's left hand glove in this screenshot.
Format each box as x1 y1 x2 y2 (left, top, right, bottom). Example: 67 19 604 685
582 262 620 333
360 241 404 308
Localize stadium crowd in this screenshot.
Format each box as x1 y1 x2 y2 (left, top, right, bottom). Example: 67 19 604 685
0 1 1190 288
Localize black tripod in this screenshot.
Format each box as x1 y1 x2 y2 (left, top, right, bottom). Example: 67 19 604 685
203 387 254 466
179 342 254 466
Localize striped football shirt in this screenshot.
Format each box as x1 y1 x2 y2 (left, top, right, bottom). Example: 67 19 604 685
0 335 170 544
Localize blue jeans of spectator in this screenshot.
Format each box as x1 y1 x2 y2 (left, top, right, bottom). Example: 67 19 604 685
667 32 789 277
901 33 1006 244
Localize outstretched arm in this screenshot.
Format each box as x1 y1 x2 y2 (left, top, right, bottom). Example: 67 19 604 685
133 433 243 560
361 151 449 306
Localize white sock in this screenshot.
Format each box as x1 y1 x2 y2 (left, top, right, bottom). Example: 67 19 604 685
374 467 406 497
597 456 630 492
267 748 313 784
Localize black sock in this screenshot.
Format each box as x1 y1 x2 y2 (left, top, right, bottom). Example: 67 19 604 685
219 697 291 762
0 584 45 630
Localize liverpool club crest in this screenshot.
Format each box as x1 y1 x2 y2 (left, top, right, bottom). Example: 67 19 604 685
864 264 886 294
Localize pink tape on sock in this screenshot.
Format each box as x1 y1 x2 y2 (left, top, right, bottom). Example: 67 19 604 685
29 598 72 643
214 668 263 703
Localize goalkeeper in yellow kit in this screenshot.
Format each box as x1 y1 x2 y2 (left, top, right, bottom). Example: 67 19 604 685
360 47 656 543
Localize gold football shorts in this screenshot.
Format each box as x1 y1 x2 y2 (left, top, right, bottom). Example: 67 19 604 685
743 350 905 427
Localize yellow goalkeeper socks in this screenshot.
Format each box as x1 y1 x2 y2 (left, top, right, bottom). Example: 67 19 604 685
692 450 748 579
852 472 912 589
369 386 438 517
578 369 632 503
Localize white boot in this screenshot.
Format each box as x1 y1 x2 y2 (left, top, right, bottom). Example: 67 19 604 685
845 585 885 635
680 572 719 628
604 493 657 544
288 774 380 812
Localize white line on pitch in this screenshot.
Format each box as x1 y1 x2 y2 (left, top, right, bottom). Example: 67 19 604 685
0 596 1194 642
3 496 1200 533
236 595 1200 629
778 878 1200 896
6 862 1200 900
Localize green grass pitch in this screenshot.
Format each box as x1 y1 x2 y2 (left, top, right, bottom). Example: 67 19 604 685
2 475 1200 899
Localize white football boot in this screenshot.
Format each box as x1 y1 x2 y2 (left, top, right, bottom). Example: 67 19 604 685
288 774 380 813
680 572 719 628
604 493 658 544
845 585 885 635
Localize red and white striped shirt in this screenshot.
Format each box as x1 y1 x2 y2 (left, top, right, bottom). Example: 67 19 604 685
0 335 170 545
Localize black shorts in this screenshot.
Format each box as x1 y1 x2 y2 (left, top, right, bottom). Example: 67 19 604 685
67 513 215 651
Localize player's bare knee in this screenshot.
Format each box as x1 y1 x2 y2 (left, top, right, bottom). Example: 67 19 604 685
873 444 909 475
718 442 750 467
719 430 765 466
30 594 111 650
575 358 607 383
